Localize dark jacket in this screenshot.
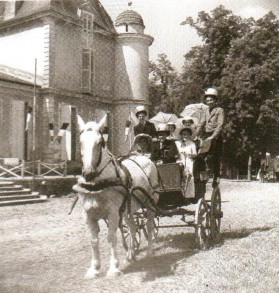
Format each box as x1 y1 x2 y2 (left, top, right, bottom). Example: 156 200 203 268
152 139 178 164
134 121 157 138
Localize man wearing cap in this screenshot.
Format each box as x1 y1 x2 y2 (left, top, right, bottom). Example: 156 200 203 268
198 88 225 187
134 105 157 138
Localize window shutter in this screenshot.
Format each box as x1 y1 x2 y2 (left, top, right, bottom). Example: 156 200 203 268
81 48 91 93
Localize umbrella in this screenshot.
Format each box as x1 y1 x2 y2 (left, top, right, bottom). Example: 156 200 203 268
180 103 208 125
149 112 178 129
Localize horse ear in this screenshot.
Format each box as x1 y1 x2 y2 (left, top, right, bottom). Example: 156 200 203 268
98 114 107 133
77 115 85 132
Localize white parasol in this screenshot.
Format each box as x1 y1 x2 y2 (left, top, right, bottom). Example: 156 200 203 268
149 112 178 129
180 103 208 126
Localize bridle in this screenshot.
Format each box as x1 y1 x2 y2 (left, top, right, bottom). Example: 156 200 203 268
80 128 108 180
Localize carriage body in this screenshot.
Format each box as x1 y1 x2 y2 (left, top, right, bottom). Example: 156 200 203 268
120 158 222 251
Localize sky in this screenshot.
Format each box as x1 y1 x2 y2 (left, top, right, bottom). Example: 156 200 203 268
100 0 279 71
0 0 278 74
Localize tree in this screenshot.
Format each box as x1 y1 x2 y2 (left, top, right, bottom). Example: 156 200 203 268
178 7 279 178
149 53 179 116
220 12 279 177
180 6 246 93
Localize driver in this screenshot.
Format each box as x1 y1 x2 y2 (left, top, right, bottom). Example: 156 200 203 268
197 88 225 187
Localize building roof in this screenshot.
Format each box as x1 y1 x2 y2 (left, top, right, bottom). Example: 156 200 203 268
79 0 116 34
115 10 144 28
9 0 78 20
0 0 115 34
0 65 43 86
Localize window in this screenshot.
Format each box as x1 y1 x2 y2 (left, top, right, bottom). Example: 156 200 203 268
81 11 94 33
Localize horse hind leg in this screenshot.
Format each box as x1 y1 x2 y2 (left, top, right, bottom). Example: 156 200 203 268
84 214 101 279
107 212 122 277
146 209 156 256
123 214 137 263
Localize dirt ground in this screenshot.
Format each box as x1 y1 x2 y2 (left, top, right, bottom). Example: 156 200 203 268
0 180 278 293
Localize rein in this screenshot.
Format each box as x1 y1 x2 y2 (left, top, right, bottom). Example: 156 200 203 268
123 156 159 191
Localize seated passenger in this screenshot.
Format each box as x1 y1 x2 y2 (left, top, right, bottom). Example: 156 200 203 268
166 122 177 140
152 123 178 164
175 127 197 198
130 134 153 157
181 116 198 140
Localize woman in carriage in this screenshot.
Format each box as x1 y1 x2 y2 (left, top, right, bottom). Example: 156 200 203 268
175 127 197 199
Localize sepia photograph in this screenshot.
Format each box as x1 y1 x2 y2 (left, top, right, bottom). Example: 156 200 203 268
0 0 278 292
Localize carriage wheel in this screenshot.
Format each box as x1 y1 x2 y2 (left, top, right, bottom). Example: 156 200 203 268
210 187 222 240
142 217 159 241
120 216 141 252
195 198 211 250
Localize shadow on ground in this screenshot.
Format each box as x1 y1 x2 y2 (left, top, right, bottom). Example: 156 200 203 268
123 233 197 281
123 226 272 281
216 226 272 245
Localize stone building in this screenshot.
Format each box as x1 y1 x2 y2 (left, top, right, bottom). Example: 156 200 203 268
0 0 153 163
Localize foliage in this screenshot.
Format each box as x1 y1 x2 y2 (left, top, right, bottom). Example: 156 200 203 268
180 6 246 90
220 12 279 158
148 53 179 116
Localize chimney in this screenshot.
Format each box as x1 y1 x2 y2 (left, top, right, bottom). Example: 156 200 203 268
4 0 16 20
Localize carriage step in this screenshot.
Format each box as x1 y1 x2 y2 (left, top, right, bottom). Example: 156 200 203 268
0 185 23 191
0 188 31 196
0 195 47 206
0 192 40 202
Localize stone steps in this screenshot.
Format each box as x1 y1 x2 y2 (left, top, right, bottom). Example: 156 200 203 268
0 181 47 206
0 196 48 207
0 192 40 202
0 184 23 191
0 188 32 196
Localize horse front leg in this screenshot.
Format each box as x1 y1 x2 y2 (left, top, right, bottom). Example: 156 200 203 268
107 212 122 277
83 212 101 279
146 209 156 256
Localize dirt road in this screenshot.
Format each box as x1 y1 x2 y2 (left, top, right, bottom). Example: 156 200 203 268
0 180 278 293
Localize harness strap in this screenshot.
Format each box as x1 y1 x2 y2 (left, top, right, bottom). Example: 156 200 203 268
124 157 158 191
95 156 112 177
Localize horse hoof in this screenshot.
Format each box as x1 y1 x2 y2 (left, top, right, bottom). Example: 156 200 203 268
107 268 123 278
124 256 136 266
147 249 154 256
84 268 100 279
126 254 136 263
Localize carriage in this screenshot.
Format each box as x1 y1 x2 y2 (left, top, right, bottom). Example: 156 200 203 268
74 114 223 278
119 159 223 251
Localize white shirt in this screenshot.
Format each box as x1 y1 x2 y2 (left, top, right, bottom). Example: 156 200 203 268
175 140 197 174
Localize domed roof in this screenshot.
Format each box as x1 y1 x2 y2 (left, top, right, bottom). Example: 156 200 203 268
115 10 144 27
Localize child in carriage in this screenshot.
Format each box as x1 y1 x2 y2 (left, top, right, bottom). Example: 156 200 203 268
130 133 153 158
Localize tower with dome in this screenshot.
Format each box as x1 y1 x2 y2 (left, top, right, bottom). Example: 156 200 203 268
113 7 154 154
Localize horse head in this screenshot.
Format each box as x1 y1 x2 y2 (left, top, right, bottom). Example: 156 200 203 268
77 115 107 181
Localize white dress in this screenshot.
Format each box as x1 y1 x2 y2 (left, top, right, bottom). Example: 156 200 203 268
175 140 197 198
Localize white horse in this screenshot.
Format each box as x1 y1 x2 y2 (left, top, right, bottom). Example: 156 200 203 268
73 115 159 278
